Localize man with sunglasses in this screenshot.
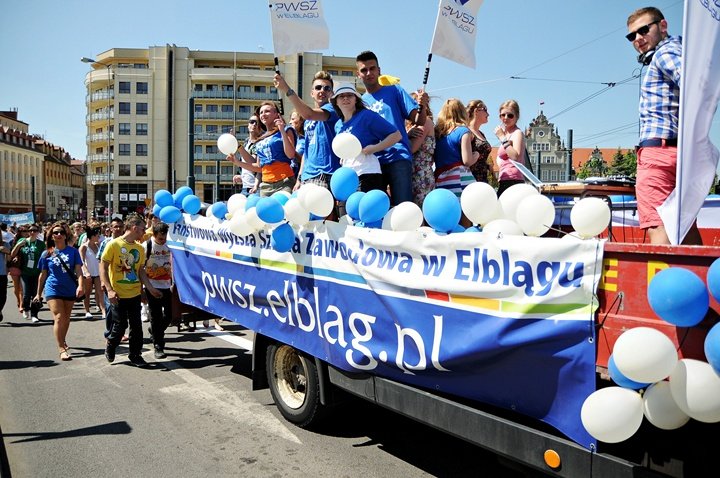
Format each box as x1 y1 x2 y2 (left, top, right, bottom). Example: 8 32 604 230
274 70 341 201
627 7 701 244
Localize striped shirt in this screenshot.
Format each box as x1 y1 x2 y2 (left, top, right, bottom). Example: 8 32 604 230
639 36 681 142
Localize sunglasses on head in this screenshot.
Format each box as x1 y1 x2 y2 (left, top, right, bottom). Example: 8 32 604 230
500 113 515 119
626 20 660 42
313 85 332 92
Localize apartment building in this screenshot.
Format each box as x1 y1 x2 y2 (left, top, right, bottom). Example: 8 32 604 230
82 46 358 218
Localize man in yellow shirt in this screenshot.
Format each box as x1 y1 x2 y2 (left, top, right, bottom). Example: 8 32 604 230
100 213 153 367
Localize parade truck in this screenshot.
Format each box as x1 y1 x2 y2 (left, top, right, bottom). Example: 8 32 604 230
167 209 720 478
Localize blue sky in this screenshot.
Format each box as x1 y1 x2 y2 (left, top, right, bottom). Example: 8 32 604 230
1 0 717 163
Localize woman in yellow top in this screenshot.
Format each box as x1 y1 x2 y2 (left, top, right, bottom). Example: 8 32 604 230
227 101 297 197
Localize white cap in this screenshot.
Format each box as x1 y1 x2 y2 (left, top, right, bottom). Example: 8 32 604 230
332 82 362 99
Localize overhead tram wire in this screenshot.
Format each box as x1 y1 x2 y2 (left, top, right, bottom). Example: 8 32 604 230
546 74 640 120
575 121 639 145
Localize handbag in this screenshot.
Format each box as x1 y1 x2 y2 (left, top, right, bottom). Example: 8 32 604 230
53 251 85 302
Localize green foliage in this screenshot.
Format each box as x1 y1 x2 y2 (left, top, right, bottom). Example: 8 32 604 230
576 156 608 179
608 149 637 177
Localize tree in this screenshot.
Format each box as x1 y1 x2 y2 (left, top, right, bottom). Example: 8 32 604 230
608 148 637 177
576 156 608 179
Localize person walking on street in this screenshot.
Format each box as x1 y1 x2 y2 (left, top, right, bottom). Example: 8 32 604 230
34 222 84 361
0 225 12 323
100 214 151 367
144 222 173 359
98 217 124 339
9 224 46 322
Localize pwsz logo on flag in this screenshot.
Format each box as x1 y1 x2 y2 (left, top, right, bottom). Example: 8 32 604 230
699 0 720 21
453 0 471 5
272 1 319 18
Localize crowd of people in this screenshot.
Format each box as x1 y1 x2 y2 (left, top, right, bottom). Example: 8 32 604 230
0 213 212 367
227 50 527 212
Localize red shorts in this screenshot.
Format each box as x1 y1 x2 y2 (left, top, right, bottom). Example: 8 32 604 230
636 146 677 228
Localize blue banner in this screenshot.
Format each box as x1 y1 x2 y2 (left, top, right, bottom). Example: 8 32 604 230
169 216 602 448
0 212 34 225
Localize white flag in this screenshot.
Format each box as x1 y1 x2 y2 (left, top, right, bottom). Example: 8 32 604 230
658 0 720 244
429 0 485 68
268 0 329 57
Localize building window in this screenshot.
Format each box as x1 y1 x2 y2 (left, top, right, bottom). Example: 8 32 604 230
119 81 131 94
119 144 131 156
136 82 148 94
221 125 233 133
206 125 218 134
136 123 148 136
206 104 218 112
194 124 202 133
205 145 217 154
237 126 248 137
119 123 131 135
136 103 148 115
119 164 131 176
136 164 148 176
133 63 147 69
206 84 218 91
238 85 251 95
194 103 203 112
221 104 233 113
221 85 233 92
136 144 148 156
119 102 131 114
221 165 233 175
194 145 202 156
254 85 266 93
194 165 202 175
206 165 216 175
194 84 203 91
202 184 213 202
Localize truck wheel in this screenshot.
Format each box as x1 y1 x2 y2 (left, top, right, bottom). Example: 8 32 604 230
266 343 322 427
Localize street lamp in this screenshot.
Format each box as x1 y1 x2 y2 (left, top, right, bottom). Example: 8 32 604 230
81 56 113 220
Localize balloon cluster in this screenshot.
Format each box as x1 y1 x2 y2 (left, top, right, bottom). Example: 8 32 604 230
581 258 720 443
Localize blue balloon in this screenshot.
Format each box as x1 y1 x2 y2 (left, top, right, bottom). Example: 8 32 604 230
271 191 291 206
182 195 201 215
212 202 228 220
708 258 720 303
359 189 390 224
451 224 466 233
330 167 360 201
175 186 193 202
705 322 720 374
465 226 481 233
647 267 709 327
152 204 162 217
154 189 174 208
309 213 324 221
245 193 261 211
271 223 295 252
256 197 285 223
159 205 182 223
423 189 461 233
608 354 650 390
345 191 365 221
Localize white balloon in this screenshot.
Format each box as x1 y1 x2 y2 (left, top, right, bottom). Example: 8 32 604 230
337 214 354 226
390 201 423 231
296 184 321 211
284 198 310 226
227 193 247 214
305 185 335 217
244 208 265 231
205 203 215 218
643 381 690 430
498 183 538 222
460 182 499 226
580 387 644 443
669 359 720 423
613 327 678 383
482 219 524 237
217 133 239 155
228 213 254 237
381 208 394 230
515 195 555 237
331 132 362 160
570 197 611 239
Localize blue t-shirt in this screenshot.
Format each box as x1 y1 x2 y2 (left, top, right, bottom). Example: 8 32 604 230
334 108 398 149
39 246 82 298
361 84 416 164
301 103 341 180
434 126 471 170
255 126 296 167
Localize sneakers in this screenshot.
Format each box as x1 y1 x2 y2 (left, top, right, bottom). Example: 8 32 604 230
128 355 148 367
84 312 93 319
105 343 116 363
153 348 166 359
31 316 40 323
141 303 149 322
22 310 30 320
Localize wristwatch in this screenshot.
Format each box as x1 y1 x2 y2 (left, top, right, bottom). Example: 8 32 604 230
286 88 296 97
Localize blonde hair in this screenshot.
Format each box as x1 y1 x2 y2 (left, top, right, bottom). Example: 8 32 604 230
466 99 487 116
435 98 468 137
499 99 520 120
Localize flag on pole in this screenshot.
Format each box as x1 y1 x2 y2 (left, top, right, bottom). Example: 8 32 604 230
268 0 329 57
429 0 485 68
657 0 720 244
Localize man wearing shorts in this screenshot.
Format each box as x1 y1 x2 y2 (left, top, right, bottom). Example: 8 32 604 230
627 6 701 244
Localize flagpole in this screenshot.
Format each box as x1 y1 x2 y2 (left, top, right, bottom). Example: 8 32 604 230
268 1 285 116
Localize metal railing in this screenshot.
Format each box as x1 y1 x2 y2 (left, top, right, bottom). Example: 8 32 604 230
86 153 114 164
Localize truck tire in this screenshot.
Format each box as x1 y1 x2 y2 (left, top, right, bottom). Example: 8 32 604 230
266 343 323 428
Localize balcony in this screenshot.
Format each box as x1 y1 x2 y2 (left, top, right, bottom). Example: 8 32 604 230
86 153 113 164
84 68 113 86
194 111 237 120
195 174 235 182
194 152 227 161
87 173 115 184
192 90 237 99
87 110 114 123
86 89 115 104
87 132 114 143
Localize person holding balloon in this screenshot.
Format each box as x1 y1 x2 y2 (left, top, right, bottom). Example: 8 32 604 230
227 101 297 197
433 99 478 199
330 83 402 193
493 100 526 196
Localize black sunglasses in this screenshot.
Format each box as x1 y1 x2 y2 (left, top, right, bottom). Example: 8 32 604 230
248 119 258 124
52 230 65 235
313 85 332 92
626 20 660 42
500 113 515 119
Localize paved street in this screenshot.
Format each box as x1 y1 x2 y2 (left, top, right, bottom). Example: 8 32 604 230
0 285 534 478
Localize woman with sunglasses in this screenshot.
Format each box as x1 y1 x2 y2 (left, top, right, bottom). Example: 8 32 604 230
227 101 297 197
493 100 526 196
34 223 84 361
466 100 492 184
9 224 46 322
